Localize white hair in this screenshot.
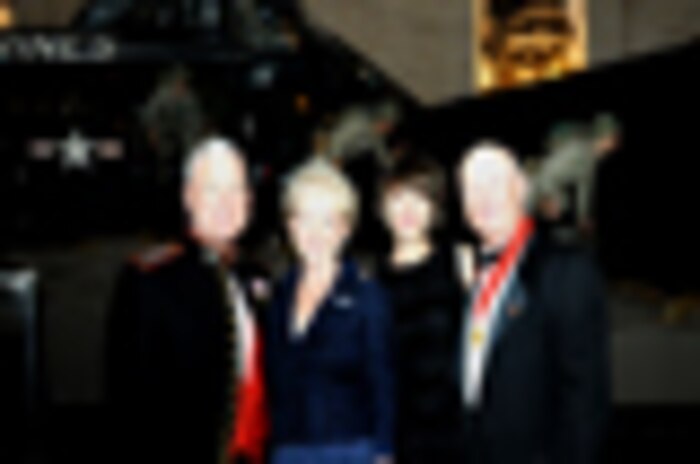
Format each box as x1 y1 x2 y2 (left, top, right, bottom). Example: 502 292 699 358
458 140 531 208
182 137 246 183
458 140 520 179
282 158 359 226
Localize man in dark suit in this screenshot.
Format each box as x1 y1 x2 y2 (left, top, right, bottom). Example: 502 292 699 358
455 141 610 464
106 138 268 464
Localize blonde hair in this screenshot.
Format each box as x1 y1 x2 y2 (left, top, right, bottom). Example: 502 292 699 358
282 158 359 227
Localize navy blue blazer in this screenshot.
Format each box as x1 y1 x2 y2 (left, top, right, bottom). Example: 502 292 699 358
263 260 394 455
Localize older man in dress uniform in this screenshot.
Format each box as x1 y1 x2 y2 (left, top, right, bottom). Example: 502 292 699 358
106 138 268 464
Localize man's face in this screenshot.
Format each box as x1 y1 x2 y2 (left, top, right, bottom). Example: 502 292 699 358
459 147 526 245
184 152 250 245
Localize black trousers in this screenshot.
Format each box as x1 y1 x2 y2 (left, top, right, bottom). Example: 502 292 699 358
397 423 468 464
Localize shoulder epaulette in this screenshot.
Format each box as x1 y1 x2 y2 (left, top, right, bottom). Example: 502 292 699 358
129 242 184 272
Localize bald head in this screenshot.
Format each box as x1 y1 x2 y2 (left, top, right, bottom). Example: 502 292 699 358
457 141 529 249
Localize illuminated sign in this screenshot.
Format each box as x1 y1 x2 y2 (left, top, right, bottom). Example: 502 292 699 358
473 0 588 93
0 33 118 63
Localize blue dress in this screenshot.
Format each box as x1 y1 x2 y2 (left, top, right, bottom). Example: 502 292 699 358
263 260 394 464
271 440 375 464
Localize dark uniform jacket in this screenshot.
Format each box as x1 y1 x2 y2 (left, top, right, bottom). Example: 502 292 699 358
106 237 269 464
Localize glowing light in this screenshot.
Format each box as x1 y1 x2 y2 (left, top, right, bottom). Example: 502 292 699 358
474 0 589 93
0 4 13 29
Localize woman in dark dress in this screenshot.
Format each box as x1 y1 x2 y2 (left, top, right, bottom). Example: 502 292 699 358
377 155 472 464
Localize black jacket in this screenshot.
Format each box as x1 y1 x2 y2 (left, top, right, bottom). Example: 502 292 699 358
105 238 269 464
459 234 610 464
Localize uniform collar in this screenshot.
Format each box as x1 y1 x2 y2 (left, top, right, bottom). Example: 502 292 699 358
183 231 239 269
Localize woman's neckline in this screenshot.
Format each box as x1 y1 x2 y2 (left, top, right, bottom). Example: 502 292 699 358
389 243 438 274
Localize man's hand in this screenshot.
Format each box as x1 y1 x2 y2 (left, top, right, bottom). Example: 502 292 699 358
376 456 393 464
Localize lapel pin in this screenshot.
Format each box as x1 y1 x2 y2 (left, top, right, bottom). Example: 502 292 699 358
334 295 354 309
250 278 270 302
508 304 522 319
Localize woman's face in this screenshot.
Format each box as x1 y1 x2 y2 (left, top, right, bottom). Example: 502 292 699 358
382 185 433 243
287 185 350 267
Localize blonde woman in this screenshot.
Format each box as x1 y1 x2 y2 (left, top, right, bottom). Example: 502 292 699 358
263 159 394 464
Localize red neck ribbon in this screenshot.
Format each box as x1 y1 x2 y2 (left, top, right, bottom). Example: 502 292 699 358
474 217 535 319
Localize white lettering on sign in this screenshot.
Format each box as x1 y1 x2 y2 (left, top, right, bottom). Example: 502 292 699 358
0 34 117 62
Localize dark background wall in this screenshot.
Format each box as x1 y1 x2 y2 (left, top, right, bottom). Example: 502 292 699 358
9 0 700 103
409 41 699 292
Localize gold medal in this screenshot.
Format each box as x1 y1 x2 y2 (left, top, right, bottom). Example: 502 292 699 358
470 327 486 346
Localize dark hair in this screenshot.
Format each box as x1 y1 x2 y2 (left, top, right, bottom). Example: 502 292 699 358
379 154 446 228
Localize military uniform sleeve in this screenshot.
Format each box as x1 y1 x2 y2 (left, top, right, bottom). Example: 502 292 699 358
105 260 169 427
